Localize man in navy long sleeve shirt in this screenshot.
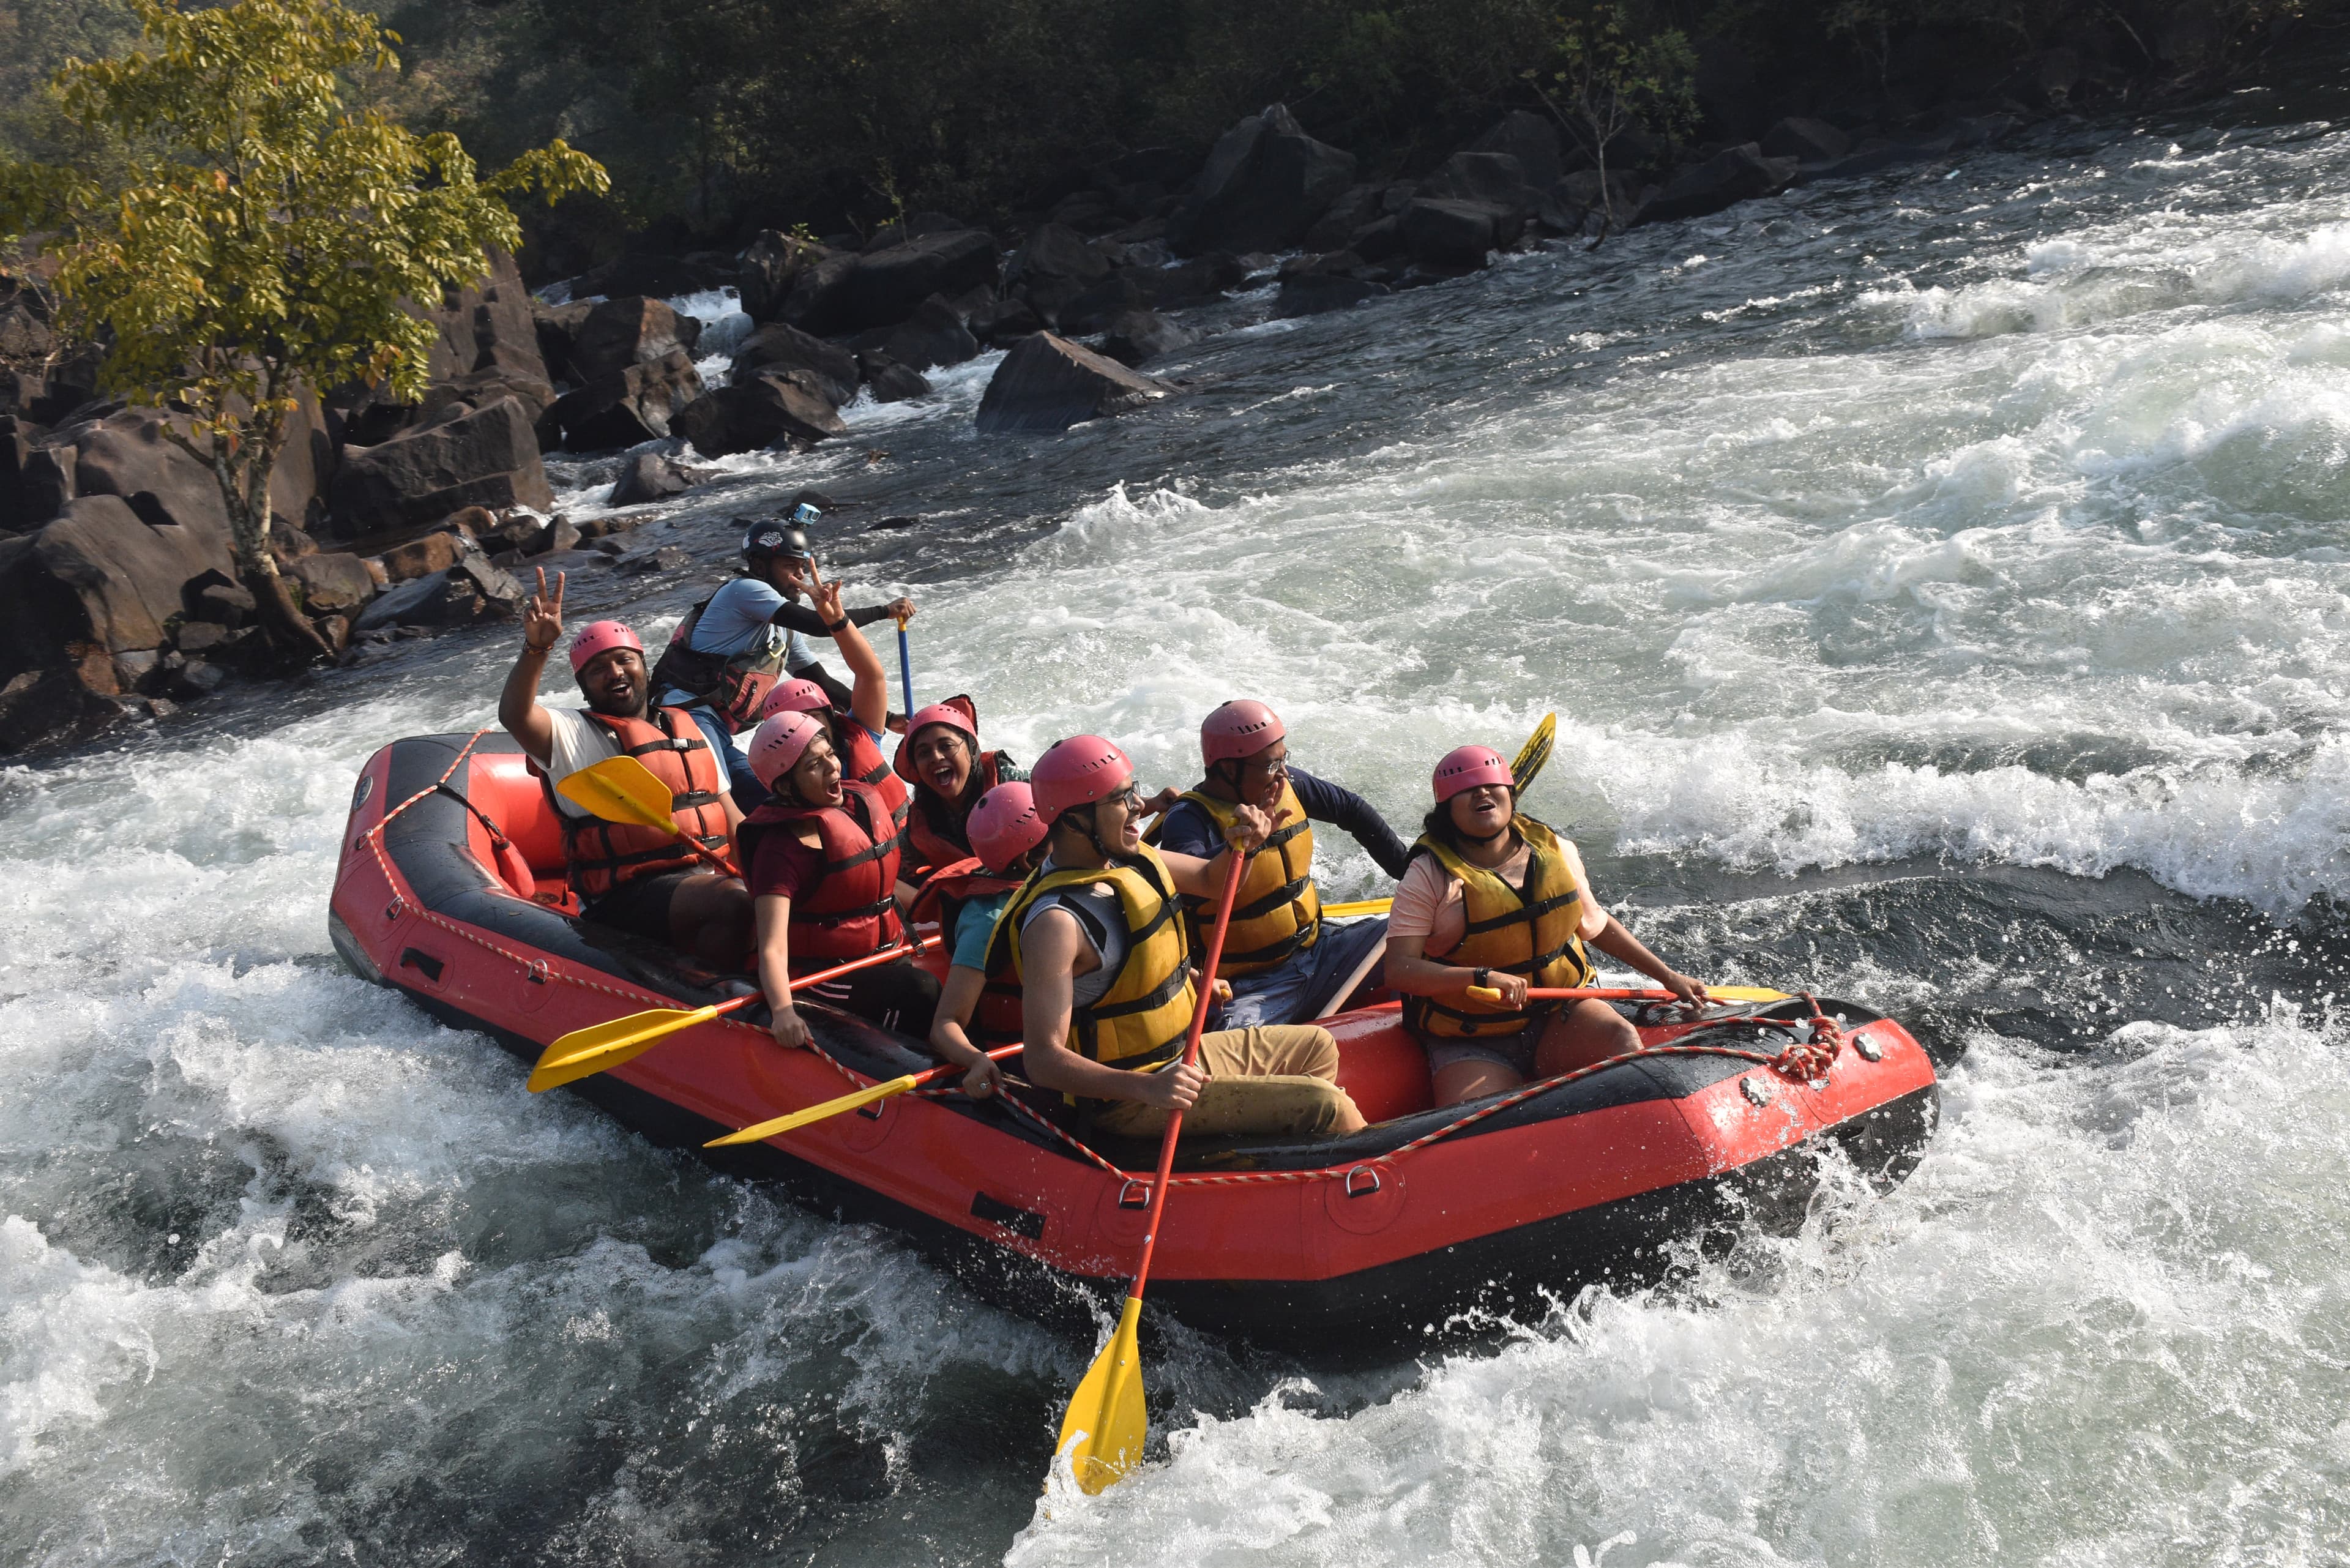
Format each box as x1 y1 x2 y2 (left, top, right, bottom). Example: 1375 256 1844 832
1154 700 1411 1028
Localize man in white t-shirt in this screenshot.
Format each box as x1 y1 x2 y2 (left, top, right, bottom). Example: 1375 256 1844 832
498 568 753 967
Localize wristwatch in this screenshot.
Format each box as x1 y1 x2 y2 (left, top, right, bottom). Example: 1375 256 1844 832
1472 967 1491 989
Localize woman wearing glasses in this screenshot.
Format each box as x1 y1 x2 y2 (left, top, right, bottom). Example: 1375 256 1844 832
1385 744 1707 1109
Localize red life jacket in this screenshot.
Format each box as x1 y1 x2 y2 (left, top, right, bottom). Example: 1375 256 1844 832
909 856 1026 1045
905 749 1010 879
837 722 911 864
554 706 731 901
740 778 904 966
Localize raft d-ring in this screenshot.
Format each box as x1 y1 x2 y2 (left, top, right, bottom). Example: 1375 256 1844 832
524 958 551 986
384 896 409 924
1854 1030 1883 1062
1742 1075 1774 1107
1343 1165 1384 1199
1116 1179 1153 1209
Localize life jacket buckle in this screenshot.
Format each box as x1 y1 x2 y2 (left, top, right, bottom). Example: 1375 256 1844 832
1343 1164 1383 1199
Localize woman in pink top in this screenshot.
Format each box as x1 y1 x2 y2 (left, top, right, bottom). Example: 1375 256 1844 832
1386 744 1706 1108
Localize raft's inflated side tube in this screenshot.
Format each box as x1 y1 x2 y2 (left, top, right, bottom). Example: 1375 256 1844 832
330 733 1940 1354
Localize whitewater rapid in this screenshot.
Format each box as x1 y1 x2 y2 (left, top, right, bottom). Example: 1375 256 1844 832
6 107 2350 1563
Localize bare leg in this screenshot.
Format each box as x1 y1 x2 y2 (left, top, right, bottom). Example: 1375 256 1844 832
669 872 754 970
1534 998 1641 1077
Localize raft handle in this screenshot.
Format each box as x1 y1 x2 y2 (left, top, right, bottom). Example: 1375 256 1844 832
399 947 446 984
1116 1179 1152 1209
1343 1165 1384 1199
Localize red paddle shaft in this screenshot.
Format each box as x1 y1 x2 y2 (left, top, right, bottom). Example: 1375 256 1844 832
697 935 941 1025
1121 842 1249 1305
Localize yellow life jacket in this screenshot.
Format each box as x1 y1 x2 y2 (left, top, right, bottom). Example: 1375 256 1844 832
1165 781 1321 976
994 845 1199 1073
1402 813 1596 1039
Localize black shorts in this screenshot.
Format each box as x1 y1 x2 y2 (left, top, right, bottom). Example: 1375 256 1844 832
582 870 696 943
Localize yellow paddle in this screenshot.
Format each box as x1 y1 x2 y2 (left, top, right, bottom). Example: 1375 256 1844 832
704 1039 1024 1146
1464 983 1790 1004
526 939 936 1091
1319 712 1558 922
1054 828 1250 1495
556 755 742 877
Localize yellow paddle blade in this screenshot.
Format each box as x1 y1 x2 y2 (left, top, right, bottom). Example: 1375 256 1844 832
1321 897 1392 918
703 1072 923 1146
1056 1296 1148 1495
556 755 684 834
528 1002 718 1091
1512 711 1556 791
1710 985 1790 1001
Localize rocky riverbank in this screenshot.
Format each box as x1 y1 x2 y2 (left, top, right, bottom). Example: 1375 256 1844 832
0 61 2274 753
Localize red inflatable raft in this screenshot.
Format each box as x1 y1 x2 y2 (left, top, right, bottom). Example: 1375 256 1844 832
330 731 1939 1350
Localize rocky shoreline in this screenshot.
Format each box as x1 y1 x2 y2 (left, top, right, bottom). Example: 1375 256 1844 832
0 77 2198 754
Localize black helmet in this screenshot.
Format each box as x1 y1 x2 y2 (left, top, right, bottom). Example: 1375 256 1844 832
741 517 813 567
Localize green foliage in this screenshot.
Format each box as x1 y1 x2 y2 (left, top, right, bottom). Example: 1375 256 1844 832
0 0 606 586
1523 1 1695 230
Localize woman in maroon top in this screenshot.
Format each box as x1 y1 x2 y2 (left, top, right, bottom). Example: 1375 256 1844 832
738 572 941 1045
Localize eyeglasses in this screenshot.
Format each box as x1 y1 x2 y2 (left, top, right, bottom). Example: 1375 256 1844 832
1103 783 1144 812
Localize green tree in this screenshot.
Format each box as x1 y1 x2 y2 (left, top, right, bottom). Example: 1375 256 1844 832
1523 1 1695 245
0 0 605 659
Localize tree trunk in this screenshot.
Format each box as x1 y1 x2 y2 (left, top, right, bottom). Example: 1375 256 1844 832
243 550 334 663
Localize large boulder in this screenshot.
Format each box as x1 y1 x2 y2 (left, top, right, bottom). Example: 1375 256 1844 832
730 323 859 407
774 248 861 334
608 452 699 507
1471 111 1567 189
974 332 1174 435
1009 222 1113 325
1097 310 1195 367
1398 199 1522 268
1761 116 1851 163
1274 252 1392 317
288 551 377 614
1635 143 1798 226
1417 152 1537 223
856 353 932 403
427 249 548 388
827 231 999 335
352 554 524 632
736 230 833 321
673 373 849 457
24 493 237 655
67 402 335 538
567 297 703 383
550 348 705 450
878 296 980 371
1166 104 1356 256
532 299 595 385
330 397 554 537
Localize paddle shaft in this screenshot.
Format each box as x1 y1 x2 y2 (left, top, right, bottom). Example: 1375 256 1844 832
1121 837 1250 1305
1466 984 1753 1003
896 618 914 715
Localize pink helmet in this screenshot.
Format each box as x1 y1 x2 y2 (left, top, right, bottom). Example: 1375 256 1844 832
568 620 643 674
1201 698 1285 767
1432 744 1515 804
759 678 830 720
1031 734 1133 820
968 782 1049 874
748 711 829 788
893 695 980 783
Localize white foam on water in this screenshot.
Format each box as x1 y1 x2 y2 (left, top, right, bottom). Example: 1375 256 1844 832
1010 1014 2350 1566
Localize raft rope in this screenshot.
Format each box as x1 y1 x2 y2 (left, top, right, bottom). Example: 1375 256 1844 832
363 736 1856 1192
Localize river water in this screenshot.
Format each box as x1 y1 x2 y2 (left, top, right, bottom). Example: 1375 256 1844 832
7 102 2350 1565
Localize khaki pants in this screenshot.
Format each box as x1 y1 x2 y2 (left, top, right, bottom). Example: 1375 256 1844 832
1090 1025 1358 1140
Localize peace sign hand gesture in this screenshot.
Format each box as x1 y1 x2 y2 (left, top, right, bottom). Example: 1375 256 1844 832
524 567 565 653
806 565 848 630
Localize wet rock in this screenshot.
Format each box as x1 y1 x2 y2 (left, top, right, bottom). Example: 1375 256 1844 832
165 655 227 700
174 620 233 654
737 230 832 322
673 373 849 457
857 353 933 403
330 398 555 536
288 552 377 614
314 614 351 655
1471 111 1567 190
0 661 122 753
533 299 594 384
774 248 861 334
1399 198 1520 268
974 331 1174 435
1301 184 1386 253
1168 104 1356 257
966 296 1042 345
1636 143 1797 226
1761 116 1851 163
193 578 256 627
551 348 705 450
731 323 859 408
878 296 980 371
540 516 583 555
1097 310 1194 367
567 297 703 383
620 544 693 575
113 648 160 690
1009 222 1113 324
352 556 523 632
828 231 999 335
1417 152 1537 224
609 452 699 507
1274 253 1392 317
377 530 463 583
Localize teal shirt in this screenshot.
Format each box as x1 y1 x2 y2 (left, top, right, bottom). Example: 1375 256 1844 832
950 889 1013 971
